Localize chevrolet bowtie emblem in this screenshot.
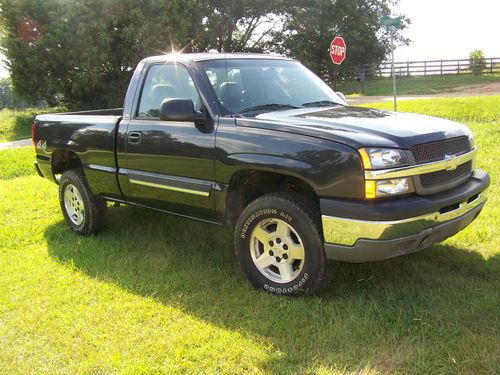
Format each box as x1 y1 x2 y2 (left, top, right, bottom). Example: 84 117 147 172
444 154 458 171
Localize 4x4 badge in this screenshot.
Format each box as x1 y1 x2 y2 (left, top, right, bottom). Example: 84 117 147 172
444 154 458 171
37 140 47 151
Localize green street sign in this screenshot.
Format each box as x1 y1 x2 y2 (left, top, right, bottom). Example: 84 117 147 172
380 15 402 30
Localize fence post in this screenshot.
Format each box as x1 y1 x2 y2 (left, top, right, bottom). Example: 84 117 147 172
362 65 366 94
359 56 496 78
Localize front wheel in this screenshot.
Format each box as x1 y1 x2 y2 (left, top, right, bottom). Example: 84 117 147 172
58 169 107 235
234 193 330 295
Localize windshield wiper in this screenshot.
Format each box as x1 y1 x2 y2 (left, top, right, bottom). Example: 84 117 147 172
301 100 340 107
238 103 300 114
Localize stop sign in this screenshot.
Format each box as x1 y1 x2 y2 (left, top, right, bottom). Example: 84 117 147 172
330 36 346 65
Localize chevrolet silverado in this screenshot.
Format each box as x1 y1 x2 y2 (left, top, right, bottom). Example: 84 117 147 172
33 53 490 295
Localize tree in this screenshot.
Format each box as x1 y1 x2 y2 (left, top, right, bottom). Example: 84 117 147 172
0 0 407 109
186 0 286 53
0 0 194 109
0 77 12 108
0 0 286 108
272 0 409 81
469 49 486 75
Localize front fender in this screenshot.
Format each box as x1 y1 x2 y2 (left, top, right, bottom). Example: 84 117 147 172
227 153 317 178
215 123 364 199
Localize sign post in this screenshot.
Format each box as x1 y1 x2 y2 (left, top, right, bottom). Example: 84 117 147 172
390 32 396 111
380 15 402 111
329 36 346 91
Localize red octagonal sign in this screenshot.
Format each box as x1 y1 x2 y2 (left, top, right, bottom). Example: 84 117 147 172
330 36 346 65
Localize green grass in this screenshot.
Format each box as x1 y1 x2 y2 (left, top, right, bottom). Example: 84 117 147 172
359 95 500 123
0 147 36 179
337 73 500 96
1 97 499 373
0 107 63 142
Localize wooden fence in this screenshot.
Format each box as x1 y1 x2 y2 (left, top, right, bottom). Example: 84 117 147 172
355 57 500 79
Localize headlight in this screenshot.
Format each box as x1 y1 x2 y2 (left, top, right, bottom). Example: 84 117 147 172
468 133 475 149
359 148 411 198
365 178 411 198
359 148 409 169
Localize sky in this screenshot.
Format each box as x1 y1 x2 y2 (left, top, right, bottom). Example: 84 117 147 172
393 0 500 61
1 0 499 77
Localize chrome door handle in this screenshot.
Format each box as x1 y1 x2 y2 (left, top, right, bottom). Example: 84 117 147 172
128 132 142 144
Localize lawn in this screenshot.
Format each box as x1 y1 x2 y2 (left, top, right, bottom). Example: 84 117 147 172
0 107 63 142
359 95 500 123
0 97 499 374
337 73 500 96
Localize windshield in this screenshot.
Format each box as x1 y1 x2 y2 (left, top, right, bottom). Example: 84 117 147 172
197 59 343 115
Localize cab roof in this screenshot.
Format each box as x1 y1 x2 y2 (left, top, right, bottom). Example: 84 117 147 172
141 52 294 64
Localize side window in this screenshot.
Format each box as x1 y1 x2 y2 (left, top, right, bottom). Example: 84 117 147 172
137 64 201 118
204 67 245 112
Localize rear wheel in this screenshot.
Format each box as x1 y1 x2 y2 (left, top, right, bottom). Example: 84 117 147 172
58 169 107 235
234 193 329 295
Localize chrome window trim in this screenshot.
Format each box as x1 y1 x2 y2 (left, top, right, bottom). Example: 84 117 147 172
365 148 476 180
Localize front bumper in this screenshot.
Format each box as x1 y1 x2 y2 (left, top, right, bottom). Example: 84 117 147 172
321 170 489 263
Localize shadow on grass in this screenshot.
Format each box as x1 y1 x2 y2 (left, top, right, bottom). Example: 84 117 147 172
45 205 499 373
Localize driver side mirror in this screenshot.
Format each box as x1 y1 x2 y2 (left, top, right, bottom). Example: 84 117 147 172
159 98 206 123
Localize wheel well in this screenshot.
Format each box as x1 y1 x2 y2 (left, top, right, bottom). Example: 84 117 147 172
225 170 318 227
52 149 83 178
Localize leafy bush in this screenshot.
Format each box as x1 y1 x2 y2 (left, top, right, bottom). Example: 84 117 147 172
470 49 487 75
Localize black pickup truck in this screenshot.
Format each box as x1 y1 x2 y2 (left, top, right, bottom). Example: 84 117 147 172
33 53 489 295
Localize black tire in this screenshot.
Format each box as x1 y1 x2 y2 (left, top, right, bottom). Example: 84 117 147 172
58 169 107 235
234 193 330 295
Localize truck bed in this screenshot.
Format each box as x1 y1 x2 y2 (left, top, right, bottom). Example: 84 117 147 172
50 108 123 116
34 108 124 199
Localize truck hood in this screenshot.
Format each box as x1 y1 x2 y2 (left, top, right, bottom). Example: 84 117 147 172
240 106 472 149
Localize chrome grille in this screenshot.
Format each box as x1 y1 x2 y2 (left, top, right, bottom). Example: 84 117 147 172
420 161 473 188
411 137 471 164
411 137 472 193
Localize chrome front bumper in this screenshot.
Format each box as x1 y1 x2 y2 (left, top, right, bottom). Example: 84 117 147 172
320 169 489 263
322 190 487 246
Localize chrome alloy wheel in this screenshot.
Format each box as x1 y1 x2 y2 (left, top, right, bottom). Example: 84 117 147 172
250 218 305 283
64 184 85 226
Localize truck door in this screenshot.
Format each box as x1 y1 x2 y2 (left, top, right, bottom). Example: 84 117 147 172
119 62 217 221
